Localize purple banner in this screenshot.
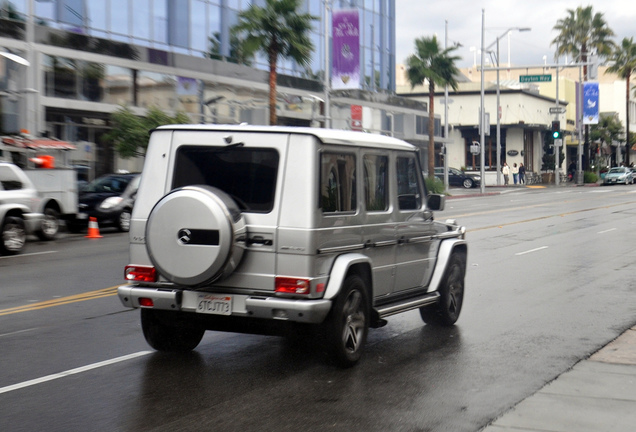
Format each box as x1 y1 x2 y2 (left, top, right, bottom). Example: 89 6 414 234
332 9 360 90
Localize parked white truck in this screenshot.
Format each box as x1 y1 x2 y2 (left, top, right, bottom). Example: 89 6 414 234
0 135 79 239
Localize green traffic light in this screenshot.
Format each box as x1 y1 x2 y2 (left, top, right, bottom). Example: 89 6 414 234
552 131 560 139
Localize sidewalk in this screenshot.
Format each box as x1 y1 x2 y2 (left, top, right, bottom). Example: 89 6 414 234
445 181 598 199
481 326 636 431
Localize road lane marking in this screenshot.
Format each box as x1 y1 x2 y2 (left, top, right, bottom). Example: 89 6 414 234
0 351 152 395
0 250 58 260
447 195 636 222
0 328 38 338
598 228 617 234
515 246 548 256
0 286 119 317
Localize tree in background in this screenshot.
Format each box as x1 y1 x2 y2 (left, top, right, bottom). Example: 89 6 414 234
406 35 460 179
232 0 316 125
105 106 190 158
606 37 636 167
552 6 615 169
590 113 625 169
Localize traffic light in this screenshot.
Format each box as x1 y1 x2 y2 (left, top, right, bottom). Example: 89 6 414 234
551 121 561 139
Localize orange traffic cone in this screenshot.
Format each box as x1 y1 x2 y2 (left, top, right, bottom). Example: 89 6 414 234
85 217 103 238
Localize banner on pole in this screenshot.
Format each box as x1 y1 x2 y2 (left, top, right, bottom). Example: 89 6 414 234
332 9 360 90
583 82 599 125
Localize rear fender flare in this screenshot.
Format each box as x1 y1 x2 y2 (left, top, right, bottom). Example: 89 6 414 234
427 239 467 293
0 203 28 220
323 253 372 300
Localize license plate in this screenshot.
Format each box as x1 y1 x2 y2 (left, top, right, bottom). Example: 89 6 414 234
196 294 232 315
77 212 88 220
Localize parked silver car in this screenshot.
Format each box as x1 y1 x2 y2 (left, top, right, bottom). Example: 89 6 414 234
603 167 634 185
0 162 44 255
118 125 468 367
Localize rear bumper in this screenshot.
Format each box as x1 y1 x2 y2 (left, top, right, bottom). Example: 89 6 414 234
117 285 332 324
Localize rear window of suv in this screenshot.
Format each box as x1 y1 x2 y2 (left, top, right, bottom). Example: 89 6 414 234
173 145 279 213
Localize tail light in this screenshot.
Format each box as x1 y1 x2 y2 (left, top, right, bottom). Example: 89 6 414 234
275 277 310 294
125 265 157 282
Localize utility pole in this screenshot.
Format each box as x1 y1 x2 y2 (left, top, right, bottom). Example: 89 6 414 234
479 9 485 194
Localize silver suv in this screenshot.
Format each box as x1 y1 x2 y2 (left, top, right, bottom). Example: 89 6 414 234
118 125 467 366
0 162 43 255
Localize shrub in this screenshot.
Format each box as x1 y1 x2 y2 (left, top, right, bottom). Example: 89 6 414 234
425 176 446 194
583 171 599 184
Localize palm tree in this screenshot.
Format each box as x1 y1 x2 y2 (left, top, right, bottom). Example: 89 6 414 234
552 6 615 169
232 0 316 126
552 6 615 75
607 37 636 166
406 36 460 179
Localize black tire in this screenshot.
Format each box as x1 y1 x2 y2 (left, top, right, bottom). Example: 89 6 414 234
462 178 474 189
420 252 466 326
37 207 60 241
141 309 205 352
322 275 370 367
118 208 132 232
1 216 26 255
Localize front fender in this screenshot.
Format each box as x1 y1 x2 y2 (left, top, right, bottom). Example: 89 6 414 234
322 253 372 300
427 239 467 293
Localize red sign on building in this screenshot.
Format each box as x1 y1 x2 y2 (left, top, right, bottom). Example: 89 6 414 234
351 105 362 131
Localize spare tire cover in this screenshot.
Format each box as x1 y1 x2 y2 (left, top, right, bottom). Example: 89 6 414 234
146 185 246 286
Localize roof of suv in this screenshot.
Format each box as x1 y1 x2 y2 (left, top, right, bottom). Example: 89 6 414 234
153 125 417 151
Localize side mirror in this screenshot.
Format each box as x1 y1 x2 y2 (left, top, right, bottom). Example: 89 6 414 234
427 194 445 211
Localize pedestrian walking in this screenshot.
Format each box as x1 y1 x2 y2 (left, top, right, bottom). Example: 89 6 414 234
519 163 526 184
512 163 519 185
502 162 510 186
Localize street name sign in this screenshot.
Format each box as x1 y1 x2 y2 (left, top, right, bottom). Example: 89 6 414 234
549 107 566 114
520 74 552 83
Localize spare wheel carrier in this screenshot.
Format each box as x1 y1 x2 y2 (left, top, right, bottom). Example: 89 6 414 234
145 185 246 286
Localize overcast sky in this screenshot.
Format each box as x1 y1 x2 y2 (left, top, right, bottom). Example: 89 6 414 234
395 0 635 68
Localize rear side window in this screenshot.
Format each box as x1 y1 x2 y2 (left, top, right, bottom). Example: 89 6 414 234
363 154 388 211
0 166 23 190
320 152 356 213
173 146 279 213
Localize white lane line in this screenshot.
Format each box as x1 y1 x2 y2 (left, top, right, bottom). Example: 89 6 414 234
0 251 57 259
515 246 548 256
0 351 152 395
0 328 38 338
597 228 617 234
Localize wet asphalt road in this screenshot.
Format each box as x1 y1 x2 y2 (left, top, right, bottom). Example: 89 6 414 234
1 185 636 431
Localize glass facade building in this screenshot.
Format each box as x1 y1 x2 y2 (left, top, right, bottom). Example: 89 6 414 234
3 0 395 92
1 1 442 177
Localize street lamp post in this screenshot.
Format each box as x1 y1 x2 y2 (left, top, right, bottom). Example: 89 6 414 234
485 27 531 186
323 0 331 128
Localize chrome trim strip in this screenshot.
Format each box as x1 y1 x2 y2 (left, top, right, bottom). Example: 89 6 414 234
317 243 366 254
373 240 398 247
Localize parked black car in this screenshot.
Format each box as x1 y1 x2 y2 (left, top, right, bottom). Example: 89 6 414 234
434 167 481 189
69 173 140 233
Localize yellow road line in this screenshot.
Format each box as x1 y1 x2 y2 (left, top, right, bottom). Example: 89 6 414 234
0 286 119 317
